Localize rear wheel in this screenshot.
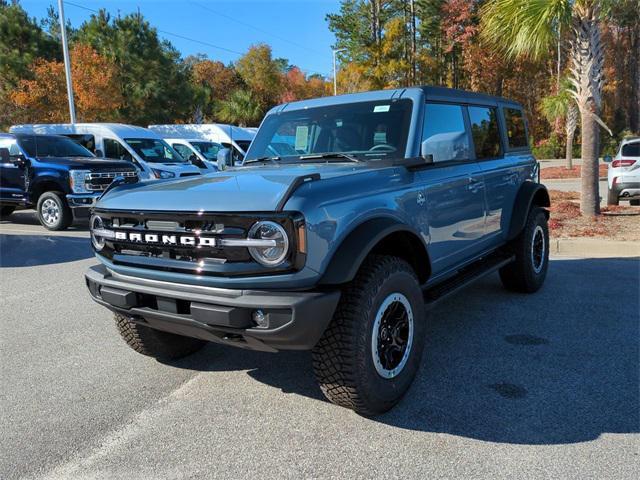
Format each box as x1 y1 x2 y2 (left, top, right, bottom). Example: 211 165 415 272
607 188 619 206
312 255 426 416
0 206 15 217
36 191 72 231
500 207 549 293
114 313 206 360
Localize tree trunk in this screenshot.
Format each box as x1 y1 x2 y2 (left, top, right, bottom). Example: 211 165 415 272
565 132 574 170
580 110 599 216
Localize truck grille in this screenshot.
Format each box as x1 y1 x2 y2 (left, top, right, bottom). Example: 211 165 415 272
86 171 138 191
92 210 304 277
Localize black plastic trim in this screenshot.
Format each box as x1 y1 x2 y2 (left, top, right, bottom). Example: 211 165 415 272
506 182 550 241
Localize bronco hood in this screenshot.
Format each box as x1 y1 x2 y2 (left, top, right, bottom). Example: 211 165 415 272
96 163 371 212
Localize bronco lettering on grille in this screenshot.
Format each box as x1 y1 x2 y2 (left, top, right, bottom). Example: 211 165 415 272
113 231 217 247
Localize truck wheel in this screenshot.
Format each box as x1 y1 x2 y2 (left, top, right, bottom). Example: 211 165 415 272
499 207 549 293
607 189 619 206
0 206 15 217
312 255 426 416
114 313 205 360
36 191 72 231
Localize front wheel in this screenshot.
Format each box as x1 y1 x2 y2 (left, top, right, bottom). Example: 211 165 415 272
312 255 426 416
36 191 72 231
499 207 549 293
115 313 206 360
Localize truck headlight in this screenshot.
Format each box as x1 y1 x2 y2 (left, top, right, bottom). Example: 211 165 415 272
152 169 175 179
69 170 90 193
248 221 289 266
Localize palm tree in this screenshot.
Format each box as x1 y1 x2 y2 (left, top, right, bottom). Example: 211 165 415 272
481 0 609 216
539 78 578 169
216 89 263 127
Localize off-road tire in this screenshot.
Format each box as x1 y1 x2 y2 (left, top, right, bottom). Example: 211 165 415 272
607 189 619 206
114 313 206 360
36 191 72 231
312 255 426 416
499 207 549 293
0 206 15 217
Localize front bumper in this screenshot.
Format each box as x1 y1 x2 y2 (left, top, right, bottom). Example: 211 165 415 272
67 193 100 219
85 264 340 352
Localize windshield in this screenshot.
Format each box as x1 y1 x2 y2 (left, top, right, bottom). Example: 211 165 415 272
124 138 186 163
245 99 413 162
190 141 222 160
18 135 95 158
621 141 640 157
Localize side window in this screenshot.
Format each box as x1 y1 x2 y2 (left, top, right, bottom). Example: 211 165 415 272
172 144 192 158
66 134 96 152
0 138 16 162
503 107 528 149
422 103 470 162
103 138 132 161
468 106 502 159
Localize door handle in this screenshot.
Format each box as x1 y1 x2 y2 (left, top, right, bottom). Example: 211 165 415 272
467 177 483 193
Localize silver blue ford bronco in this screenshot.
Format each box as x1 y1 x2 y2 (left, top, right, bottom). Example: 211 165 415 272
85 86 550 415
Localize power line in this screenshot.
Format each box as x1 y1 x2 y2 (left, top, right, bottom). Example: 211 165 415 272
63 1 329 77
189 0 324 56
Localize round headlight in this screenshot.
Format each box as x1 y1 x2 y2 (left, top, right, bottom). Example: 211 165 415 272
248 221 289 267
90 215 106 251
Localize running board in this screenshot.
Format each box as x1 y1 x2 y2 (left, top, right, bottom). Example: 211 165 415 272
423 253 515 309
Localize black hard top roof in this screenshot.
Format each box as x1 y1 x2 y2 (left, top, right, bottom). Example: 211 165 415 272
418 86 522 108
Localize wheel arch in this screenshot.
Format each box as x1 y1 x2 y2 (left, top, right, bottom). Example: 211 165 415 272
31 177 67 205
319 217 431 286
506 182 550 241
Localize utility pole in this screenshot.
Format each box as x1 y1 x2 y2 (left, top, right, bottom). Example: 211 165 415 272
58 0 76 124
332 48 346 96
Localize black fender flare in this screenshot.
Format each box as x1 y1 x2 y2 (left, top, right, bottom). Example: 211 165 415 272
506 182 550 241
319 217 431 285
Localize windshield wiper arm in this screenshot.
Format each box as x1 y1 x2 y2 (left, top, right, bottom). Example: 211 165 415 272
299 152 363 163
244 156 281 165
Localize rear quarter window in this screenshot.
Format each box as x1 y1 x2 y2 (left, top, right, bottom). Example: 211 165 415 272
503 107 528 149
621 142 640 157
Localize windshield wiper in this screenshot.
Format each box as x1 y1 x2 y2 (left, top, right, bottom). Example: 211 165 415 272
299 152 363 163
244 156 281 165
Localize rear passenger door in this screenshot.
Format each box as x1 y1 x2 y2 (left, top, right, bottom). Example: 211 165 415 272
418 103 487 274
471 105 528 240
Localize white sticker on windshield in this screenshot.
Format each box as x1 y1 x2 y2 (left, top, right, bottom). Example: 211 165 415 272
295 126 309 151
374 105 390 113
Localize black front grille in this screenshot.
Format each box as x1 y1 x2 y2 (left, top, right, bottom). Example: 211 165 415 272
86 171 137 191
93 210 305 277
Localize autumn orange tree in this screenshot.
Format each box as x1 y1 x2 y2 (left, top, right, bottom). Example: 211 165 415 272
11 43 122 123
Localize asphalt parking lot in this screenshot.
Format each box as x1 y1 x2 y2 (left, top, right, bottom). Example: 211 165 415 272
1 211 639 480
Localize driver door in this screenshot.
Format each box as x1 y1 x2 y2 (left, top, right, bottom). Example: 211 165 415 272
0 138 27 204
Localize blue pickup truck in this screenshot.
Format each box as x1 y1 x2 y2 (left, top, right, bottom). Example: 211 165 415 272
0 133 137 230
85 86 550 415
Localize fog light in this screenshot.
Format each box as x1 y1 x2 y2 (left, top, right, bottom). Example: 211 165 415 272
252 309 268 328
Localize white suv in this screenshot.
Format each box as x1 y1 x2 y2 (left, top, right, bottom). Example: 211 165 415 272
606 137 640 206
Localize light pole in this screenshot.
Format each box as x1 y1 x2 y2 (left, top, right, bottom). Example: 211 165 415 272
332 48 346 96
58 0 76 124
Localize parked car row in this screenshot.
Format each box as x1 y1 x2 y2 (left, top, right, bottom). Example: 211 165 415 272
0 123 255 230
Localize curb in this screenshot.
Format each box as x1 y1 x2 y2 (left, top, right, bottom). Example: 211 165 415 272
551 237 640 258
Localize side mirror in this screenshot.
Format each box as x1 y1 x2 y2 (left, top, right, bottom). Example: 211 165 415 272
420 140 434 163
603 155 613 163
95 149 104 158
10 154 28 168
217 148 231 170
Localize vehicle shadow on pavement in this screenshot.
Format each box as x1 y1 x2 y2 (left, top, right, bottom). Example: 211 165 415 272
1 210 89 231
167 257 640 445
0 234 93 267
